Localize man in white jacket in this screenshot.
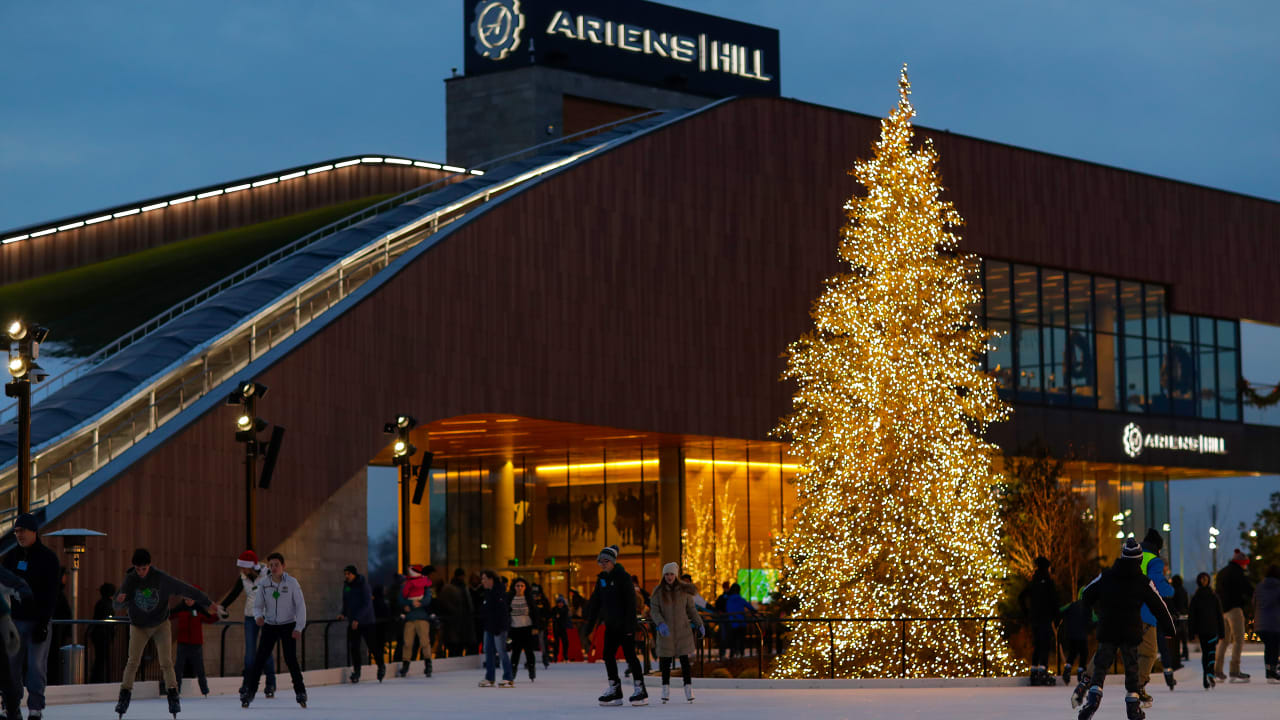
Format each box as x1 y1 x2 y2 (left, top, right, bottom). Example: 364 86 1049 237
240 552 307 709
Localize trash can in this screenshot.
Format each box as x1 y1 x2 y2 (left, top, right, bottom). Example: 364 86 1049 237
59 644 85 686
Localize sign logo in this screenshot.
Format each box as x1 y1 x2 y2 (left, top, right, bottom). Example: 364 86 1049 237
1121 422 1226 458
472 0 525 61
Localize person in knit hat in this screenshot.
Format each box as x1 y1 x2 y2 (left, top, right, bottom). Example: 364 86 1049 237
397 564 434 677
649 561 704 703
1136 528 1176 699
1070 537 1176 720
218 550 276 697
586 545 647 705
1213 548 1255 681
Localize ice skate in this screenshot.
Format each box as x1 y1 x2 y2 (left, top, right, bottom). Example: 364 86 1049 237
1124 694 1145 720
661 684 670 703
478 679 495 687
598 680 623 706
498 679 514 688
377 664 386 682
115 687 131 719
166 687 180 719
296 689 307 708
629 679 648 706
1076 686 1101 720
1061 665 1073 686
1163 669 1176 690
264 684 275 699
1203 669 1215 689
684 683 694 702
1266 664 1279 683
349 670 360 684
1229 671 1251 683
1069 676 1091 709
238 687 253 709
396 662 409 678
1137 688 1153 707
527 661 536 682
424 659 432 678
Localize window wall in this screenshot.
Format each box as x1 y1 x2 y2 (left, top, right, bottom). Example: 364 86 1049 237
981 260 1241 421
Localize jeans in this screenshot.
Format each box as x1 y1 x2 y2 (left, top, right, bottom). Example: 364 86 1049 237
174 643 209 696
9 620 50 712
242 617 275 690
0 632 20 720
245 623 304 695
602 626 642 683
1088 640 1140 695
1260 630 1279 670
122 623 176 691
483 631 513 682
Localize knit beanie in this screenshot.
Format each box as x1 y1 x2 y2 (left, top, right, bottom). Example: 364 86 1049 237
1143 528 1164 552
598 545 619 563
236 550 259 569
1232 549 1250 567
662 561 680 576
1121 538 1143 559
343 565 358 575
131 548 152 566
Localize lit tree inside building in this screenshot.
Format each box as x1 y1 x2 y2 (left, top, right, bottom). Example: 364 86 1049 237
772 67 1016 678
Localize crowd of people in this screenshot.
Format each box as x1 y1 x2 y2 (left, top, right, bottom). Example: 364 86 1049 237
1018 527 1280 720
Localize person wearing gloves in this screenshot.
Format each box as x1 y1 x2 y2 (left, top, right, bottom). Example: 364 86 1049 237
1136 529 1176 700
0 567 34 720
337 564 385 683
1 513 60 720
649 562 704 703
586 545 647 706
240 553 308 709
397 564 433 677
113 548 220 719
217 549 276 698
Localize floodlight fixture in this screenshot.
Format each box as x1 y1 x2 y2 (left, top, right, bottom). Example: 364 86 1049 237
6 320 26 341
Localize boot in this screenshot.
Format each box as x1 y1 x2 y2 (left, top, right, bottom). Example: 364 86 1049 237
1062 664 1072 686
1124 694 1145 720
377 664 386 682
424 659 432 678
598 679 623 706
683 683 694 703
115 687 132 718
1229 671 1251 683
1266 664 1279 684
1138 688 1153 707
1069 675 1092 710
166 687 180 718
1164 669 1176 690
295 688 308 708
661 684 670 704
349 669 361 684
527 661 536 682
239 686 254 709
1077 686 1102 720
629 678 648 706
397 661 409 678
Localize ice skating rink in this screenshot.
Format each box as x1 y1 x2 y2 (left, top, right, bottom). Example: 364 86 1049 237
56 651 1276 719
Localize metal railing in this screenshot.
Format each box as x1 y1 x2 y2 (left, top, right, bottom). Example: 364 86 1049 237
0 110 671 523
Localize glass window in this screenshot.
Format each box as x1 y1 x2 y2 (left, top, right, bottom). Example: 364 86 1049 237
1121 282 1144 336
1042 270 1066 328
1095 277 1119 335
1067 328 1097 406
1198 344 1218 419
1165 342 1196 416
1096 332 1119 410
1069 273 1093 332
1043 326 1068 402
1016 323 1043 400
984 260 1010 320
1197 316 1217 347
987 320 1013 391
1145 285 1167 340
1146 338 1166 413
1217 319 1238 349
1170 314 1192 344
1014 265 1039 324
1122 335 1146 413
1218 349 1239 421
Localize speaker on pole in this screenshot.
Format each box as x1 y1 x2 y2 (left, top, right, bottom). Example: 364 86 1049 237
411 451 434 505
258 426 286 489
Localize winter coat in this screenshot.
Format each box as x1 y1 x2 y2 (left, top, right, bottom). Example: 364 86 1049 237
1059 600 1094 641
253 571 307 631
551 604 571 632
1139 547 1174 628
400 576 432 621
586 562 637 632
219 565 268 619
649 581 704 658
1080 556 1175 646
1215 562 1254 613
1254 577 1280 633
507 589 541 629
0 567 33 617
1188 585 1225 642
723 591 753 629
115 568 212 629
341 573 376 625
437 579 476 646
1019 568 1059 625
2 539 60 624
480 584 510 636
170 604 217 645
1171 581 1189 618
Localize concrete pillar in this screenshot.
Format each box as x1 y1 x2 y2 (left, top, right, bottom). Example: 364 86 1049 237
658 446 683 570
487 460 516 568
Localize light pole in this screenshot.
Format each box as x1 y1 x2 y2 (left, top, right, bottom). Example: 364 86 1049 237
385 416 417 570
5 319 49 514
44 527 105 685
227 381 285 551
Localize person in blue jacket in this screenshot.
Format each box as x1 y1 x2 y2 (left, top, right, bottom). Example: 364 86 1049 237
337 565 385 684
1137 528 1176 701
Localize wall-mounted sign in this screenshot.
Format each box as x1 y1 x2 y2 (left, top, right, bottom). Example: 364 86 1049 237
463 0 781 97
1122 422 1227 458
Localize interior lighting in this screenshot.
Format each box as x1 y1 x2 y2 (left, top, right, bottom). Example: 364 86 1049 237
251 178 277 187
685 457 805 472
196 190 223 199
361 157 384 163
414 161 442 169
224 184 251 193
385 158 412 165
535 459 659 474
335 159 361 168
2 235 29 244
112 209 139 218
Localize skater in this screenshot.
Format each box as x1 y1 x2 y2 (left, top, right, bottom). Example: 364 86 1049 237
1059 592 1095 685
170 587 217 697
397 564 433 677
1136 529 1175 700
531 583 553 668
1170 575 1189 668
1214 549 1254 682
0 566 34 720
550 594 572 662
1021 558 1060 686
1254 564 1280 683
649 562 705 704
1069 538 1175 720
337 565 385 683
436 568 476 657
240 553 308 709
507 577 541 680
586 545 647 706
2 513 61 720
1187 572 1224 689
477 569 514 688
90 583 117 684
217 550 276 698
113 548 220 719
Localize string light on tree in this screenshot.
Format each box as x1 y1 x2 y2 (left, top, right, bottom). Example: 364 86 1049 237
772 65 1016 678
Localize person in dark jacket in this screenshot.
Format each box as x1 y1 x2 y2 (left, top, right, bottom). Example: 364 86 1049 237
47 569 72 686
371 585 392 663
550 594 572 662
1169 575 1189 667
1253 564 1280 683
169 586 218 697
0 566 33 720
90 582 118 684
531 583 553 669
337 565 385 683
722 583 756 659
1020 556 1059 685
437 568 476 657
1070 538 1176 720
476 569 513 687
1059 594 1095 685
1214 549 1254 681
1188 571 1225 689
1 513 61 719
586 545 647 706
1136 529 1176 697
506 577 541 681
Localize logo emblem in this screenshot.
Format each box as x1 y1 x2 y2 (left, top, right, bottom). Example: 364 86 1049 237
471 0 524 61
1122 423 1143 458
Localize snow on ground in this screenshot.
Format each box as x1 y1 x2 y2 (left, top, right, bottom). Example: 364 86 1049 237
61 651 1276 720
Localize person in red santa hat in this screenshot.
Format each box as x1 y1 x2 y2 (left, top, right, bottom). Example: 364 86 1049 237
218 550 276 697
397 564 434 677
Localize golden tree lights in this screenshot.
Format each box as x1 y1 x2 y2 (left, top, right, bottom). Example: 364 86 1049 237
772 66 1017 679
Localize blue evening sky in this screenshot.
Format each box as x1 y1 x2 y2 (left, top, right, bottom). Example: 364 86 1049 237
2 2 1277 575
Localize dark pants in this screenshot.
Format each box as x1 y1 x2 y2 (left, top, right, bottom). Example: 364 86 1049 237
1088 641 1140 694
245 623 304 695
1063 635 1090 674
1031 622 1053 668
1199 636 1218 677
241 617 275 691
1176 619 1190 661
659 655 691 685
174 643 209 696
552 625 569 661
347 623 385 676
602 626 642 684
0 638 20 720
508 627 537 678
1260 631 1279 669
90 631 112 684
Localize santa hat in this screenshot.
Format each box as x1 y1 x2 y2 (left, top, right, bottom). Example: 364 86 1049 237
236 550 259 569
1232 549 1250 567
408 564 424 577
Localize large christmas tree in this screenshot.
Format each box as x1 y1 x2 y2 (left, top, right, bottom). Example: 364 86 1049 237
773 67 1015 678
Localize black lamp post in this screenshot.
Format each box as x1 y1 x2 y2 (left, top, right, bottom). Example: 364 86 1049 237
227 381 285 551
5 319 49 515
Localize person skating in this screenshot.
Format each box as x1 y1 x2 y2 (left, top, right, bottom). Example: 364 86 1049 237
531 582 553 669
649 562 704 703
550 594 572 662
1187 571 1225 689
1059 593 1095 685
1136 529 1176 701
1169 575 1189 669
586 545 647 706
1020 556 1059 686
1 513 61 720
436 568 476 657
337 565 386 683
113 548 220 719
1254 564 1280 683
477 569 514 688
507 577 541 681
217 549 276 698
397 564 433 677
0 566 34 720
240 553 308 709
170 587 217 697
1069 538 1175 720
1214 549 1254 682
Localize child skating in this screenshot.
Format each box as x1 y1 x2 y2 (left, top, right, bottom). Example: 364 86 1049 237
649 561 705 703
169 587 217 697
1187 572 1225 689
586 545 647 706
240 553 309 709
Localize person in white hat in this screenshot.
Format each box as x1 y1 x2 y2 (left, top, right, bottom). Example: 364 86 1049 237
649 562 704 703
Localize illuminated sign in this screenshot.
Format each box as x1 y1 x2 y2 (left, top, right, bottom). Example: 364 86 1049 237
470 0 525 60
1121 422 1226 458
